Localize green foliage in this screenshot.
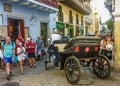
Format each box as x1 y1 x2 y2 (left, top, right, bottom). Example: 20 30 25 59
105 19 113 31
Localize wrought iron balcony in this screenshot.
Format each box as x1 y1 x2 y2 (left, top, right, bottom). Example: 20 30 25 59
85 15 93 24
104 0 112 13
8 0 58 13
59 0 91 15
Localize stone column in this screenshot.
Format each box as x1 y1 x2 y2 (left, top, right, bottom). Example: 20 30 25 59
114 17 120 71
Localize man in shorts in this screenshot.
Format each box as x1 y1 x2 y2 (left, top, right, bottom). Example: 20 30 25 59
1 37 15 80
25 37 36 68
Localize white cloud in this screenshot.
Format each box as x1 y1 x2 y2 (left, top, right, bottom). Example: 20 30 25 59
91 0 111 23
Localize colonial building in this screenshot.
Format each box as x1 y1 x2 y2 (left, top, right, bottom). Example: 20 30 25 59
56 0 91 38
0 0 57 46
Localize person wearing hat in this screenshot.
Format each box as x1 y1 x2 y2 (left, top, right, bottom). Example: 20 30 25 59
36 36 44 61
50 29 61 44
49 29 61 67
25 37 36 68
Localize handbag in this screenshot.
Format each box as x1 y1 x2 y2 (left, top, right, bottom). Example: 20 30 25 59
13 56 18 63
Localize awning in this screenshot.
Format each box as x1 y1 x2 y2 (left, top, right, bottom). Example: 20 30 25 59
56 22 65 29
68 24 74 29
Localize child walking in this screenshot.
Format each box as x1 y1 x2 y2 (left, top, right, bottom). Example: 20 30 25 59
17 42 26 74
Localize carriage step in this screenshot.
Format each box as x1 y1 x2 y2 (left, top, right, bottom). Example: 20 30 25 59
81 66 92 70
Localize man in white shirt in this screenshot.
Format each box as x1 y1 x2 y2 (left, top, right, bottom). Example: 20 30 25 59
49 29 61 67
50 29 61 44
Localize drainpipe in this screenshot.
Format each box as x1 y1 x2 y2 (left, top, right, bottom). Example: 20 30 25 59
83 16 86 36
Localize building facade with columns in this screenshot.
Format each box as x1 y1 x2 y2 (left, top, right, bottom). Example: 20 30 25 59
56 0 91 38
0 0 58 46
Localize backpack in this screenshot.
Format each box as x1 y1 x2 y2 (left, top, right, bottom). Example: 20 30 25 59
2 41 14 48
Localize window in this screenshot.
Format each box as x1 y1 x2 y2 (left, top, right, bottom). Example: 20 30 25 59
76 14 79 25
112 6 115 12
58 5 63 22
81 16 83 25
69 10 73 24
69 10 72 16
58 5 62 13
113 0 115 5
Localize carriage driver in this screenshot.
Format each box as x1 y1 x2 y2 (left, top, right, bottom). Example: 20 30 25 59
49 29 61 67
50 29 61 45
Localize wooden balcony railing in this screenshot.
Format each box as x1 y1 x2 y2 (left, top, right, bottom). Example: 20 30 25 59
35 0 58 8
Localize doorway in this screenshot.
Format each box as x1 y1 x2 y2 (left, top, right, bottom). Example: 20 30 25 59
41 23 48 47
9 19 19 41
7 18 25 41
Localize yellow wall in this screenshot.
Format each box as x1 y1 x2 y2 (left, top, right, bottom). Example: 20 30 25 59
57 2 83 36
114 21 120 71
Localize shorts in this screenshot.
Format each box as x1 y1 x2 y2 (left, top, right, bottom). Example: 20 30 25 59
37 49 42 55
28 53 35 58
18 56 25 61
4 56 13 64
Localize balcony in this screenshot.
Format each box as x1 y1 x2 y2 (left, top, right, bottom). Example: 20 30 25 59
8 0 58 13
85 15 93 25
35 0 57 8
104 0 112 13
59 0 91 15
58 12 64 22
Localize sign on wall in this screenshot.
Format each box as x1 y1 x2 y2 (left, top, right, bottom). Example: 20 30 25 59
0 26 8 37
4 3 12 12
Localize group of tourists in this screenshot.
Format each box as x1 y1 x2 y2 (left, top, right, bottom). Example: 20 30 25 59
95 31 114 60
0 34 44 80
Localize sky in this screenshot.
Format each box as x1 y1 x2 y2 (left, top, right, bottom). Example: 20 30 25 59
91 0 111 23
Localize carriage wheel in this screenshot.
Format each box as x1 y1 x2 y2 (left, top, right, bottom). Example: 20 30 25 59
93 55 111 79
64 56 81 84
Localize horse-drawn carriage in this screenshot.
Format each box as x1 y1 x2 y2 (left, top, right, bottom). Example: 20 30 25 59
47 36 111 84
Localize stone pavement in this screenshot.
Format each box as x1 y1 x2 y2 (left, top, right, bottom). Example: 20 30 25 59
0 61 120 86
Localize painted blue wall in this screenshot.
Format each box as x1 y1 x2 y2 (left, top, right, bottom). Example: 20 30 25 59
0 0 57 41
49 13 57 35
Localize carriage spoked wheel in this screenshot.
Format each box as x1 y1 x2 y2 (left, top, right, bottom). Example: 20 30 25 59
64 56 81 84
92 55 111 79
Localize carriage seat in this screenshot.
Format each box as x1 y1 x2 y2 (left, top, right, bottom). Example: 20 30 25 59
53 40 68 53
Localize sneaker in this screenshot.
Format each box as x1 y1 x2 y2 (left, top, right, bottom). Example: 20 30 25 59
6 75 10 80
9 72 14 77
21 72 25 75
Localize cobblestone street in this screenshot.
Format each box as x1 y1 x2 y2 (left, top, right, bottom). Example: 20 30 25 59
0 61 120 86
